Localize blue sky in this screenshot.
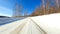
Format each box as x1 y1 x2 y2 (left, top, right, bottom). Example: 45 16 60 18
0 0 14 17
0 0 57 17
0 0 41 17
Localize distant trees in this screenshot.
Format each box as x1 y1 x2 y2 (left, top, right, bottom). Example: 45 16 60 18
13 2 28 17
31 0 60 16
12 1 23 17
13 0 60 17
24 10 28 17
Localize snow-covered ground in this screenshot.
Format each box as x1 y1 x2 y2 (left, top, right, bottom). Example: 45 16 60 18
0 13 60 34
31 13 60 34
0 18 22 25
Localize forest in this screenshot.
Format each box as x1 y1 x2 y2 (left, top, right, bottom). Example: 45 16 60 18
31 0 60 16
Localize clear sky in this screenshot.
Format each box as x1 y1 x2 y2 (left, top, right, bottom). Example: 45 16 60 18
0 0 41 17
0 0 56 17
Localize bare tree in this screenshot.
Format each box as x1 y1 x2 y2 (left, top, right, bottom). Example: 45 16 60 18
12 0 22 18
42 0 45 15
56 0 59 8
55 0 59 12
24 10 28 17
45 0 50 14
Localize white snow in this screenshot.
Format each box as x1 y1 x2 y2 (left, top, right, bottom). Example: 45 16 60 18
0 13 60 34
31 13 60 34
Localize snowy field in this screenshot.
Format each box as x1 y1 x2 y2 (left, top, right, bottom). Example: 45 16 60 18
0 13 60 34
31 13 60 34
0 18 23 25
